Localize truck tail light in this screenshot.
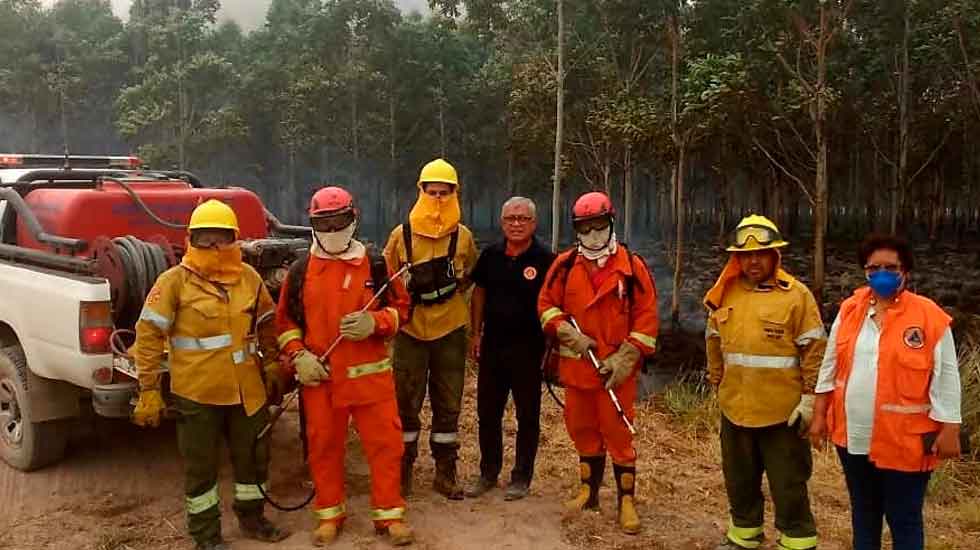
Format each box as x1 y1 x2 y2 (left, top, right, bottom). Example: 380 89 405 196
0 154 24 167
80 301 113 354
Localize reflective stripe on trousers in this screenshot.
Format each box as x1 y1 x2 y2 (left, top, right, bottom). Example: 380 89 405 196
234 482 267 502
431 432 457 444
778 533 819 549
724 353 799 369
727 522 763 548
371 507 405 521
314 503 346 520
186 483 220 515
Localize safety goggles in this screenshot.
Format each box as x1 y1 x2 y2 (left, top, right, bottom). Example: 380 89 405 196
311 210 356 232
573 217 611 235
730 224 783 249
190 229 237 249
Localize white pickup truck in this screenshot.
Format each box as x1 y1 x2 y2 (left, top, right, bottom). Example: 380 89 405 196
0 154 308 471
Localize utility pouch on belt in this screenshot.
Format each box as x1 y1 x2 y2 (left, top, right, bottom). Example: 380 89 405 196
402 221 459 306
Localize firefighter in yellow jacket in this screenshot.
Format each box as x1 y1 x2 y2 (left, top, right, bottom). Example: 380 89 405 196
703 215 826 550
131 200 290 550
384 158 479 499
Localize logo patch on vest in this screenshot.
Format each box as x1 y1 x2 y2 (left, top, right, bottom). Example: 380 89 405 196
523 266 538 280
903 327 925 349
763 325 786 339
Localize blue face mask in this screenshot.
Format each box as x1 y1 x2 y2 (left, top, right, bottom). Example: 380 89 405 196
868 270 903 298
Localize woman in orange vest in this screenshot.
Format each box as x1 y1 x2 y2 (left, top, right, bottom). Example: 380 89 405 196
810 234 961 550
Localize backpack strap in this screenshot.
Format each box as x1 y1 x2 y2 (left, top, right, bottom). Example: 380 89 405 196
402 221 413 265
446 229 459 276
366 244 390 308
286 252 311 332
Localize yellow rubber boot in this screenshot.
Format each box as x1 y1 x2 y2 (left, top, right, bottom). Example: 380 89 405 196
378 521 415 546
614 464 641 534
313 521 341 546
565 455 605 511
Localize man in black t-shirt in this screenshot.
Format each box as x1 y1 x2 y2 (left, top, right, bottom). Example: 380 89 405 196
466 197 556 500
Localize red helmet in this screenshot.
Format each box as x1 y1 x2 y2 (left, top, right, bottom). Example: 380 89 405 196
309 186 354 217
572 191 614 223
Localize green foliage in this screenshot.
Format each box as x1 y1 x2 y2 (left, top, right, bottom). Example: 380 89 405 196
3 0 980 233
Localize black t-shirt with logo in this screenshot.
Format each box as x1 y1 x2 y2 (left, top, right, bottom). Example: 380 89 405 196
472 237 557 351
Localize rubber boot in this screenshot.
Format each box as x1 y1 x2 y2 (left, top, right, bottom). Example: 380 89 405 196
401 441 418 496
614 464 641 534
565 455 605 511
313 520 341 546
377 520 415 546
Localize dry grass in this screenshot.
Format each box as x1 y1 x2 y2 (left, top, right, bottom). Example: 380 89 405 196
648 373 980 550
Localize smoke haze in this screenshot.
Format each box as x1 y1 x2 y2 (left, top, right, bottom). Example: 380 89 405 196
43 0 431 28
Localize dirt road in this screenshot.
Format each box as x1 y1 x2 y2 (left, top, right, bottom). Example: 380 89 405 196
0 372 973 550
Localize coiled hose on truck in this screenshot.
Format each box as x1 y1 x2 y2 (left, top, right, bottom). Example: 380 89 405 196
111 236 174 328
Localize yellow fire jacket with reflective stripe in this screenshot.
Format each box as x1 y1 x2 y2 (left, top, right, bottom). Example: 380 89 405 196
704 256 827 427
135 264 278 416
383 223 478 341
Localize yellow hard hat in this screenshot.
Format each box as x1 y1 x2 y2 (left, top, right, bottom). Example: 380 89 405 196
726 214 788 252
188 199 240 234
418 158 459 187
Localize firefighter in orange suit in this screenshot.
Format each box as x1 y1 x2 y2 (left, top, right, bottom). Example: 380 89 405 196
275 186 413 547
537 191 659 534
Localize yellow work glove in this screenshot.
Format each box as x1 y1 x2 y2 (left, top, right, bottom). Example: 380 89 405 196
556 321 596 357
293 349 329 386
264 361 288 406
132 389 164 428
339 311 376 341
599 342 641 390
788 394 816 434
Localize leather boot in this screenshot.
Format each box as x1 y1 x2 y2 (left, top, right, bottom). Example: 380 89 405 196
614 464 641 534
433 458 464 500
565 455 605 511
377 520 415 546
239 511 290 542
313 520 341 546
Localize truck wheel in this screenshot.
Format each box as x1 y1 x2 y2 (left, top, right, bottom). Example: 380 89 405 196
0 346 70 471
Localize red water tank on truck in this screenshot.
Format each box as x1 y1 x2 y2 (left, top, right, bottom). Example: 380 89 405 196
0 154 310 471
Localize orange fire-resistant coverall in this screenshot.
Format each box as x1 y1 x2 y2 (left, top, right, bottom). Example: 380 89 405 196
537 247 659 465
276 252 410 527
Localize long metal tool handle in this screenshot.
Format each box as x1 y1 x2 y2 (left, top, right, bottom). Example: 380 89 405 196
568 317 636 435
317 262 412 363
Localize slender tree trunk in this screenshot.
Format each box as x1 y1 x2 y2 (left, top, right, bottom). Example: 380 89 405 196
507 147 516 195
672 145 687 325
891 0 911 235
623 146 633 244
551 0 564 251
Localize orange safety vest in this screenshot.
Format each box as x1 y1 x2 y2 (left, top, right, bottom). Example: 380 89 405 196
827 287 951 472
275 253 410 408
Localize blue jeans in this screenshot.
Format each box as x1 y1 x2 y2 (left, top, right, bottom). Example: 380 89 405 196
836 447 931 550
